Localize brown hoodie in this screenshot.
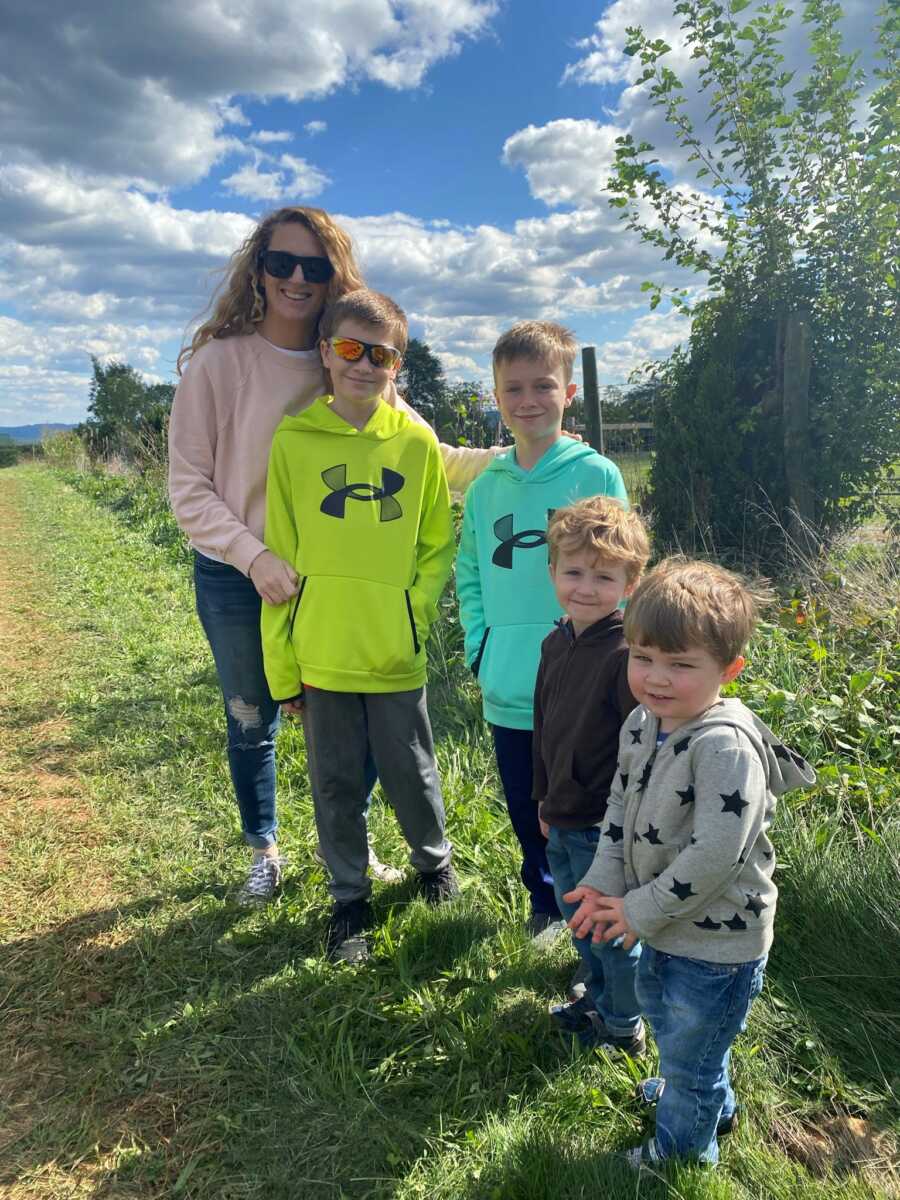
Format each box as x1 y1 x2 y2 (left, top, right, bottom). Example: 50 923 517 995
532 611 637 830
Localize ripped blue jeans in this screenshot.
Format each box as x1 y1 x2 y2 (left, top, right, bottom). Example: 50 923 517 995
194 552 281 849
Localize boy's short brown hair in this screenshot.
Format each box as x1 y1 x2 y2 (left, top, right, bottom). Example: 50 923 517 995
547 496 650 584
623 557 770 665
320 288 408 354
492 320 578 384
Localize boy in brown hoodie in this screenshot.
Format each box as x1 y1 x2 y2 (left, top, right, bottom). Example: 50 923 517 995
533 496 651 1052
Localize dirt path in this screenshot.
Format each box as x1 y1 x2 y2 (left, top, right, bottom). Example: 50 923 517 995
0 471 117 926
0 472 121 1196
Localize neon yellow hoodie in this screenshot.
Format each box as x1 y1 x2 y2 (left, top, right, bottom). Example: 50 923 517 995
261 395 453 698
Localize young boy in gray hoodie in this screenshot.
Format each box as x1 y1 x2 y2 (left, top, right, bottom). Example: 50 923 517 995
566 558 815 1169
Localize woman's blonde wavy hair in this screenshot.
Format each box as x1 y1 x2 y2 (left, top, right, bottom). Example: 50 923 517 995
177 206 365 374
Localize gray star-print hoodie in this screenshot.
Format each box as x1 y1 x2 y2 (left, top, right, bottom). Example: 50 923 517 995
579 698 816 962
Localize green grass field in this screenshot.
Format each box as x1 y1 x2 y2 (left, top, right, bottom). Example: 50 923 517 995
0 464 897 1199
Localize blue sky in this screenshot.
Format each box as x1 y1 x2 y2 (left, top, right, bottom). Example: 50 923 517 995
0 0 878 424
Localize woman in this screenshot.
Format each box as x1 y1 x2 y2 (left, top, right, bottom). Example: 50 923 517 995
169 206 495 906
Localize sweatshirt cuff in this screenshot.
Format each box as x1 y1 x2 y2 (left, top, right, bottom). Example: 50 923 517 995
578 857 626 898
226 531 268 577
623 887 670 940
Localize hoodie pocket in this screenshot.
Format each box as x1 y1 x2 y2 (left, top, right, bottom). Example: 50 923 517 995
292 576 421 680
478 623 550 717
404 590 421 656
471 626 491 678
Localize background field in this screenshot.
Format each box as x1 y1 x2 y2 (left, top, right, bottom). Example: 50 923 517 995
0 463 897 1199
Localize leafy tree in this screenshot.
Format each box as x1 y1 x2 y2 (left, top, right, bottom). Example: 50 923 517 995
609 0 899 561
398 339 446 425
77 358 174 464
0 435 18 468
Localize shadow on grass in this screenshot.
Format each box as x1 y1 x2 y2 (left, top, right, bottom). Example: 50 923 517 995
0 881 607 1199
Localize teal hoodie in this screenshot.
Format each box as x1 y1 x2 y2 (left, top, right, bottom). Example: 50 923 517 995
456 438 627 729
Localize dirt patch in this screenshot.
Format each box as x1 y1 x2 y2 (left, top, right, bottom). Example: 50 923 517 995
773 1109 900 1195
0 474 124 1191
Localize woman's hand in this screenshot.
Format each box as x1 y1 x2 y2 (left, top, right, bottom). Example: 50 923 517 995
249 551 299 605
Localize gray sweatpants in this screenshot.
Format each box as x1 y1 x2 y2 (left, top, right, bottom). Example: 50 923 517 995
302 686 452 903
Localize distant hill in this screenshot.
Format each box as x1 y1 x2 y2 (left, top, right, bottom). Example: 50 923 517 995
0 423 77 443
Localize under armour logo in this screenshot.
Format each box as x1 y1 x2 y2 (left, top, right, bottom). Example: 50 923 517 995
491 512 550 569
320 464 404 521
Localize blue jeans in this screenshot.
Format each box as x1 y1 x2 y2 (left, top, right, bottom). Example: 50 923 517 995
491 726 560 918
637 945 767 1164
193 553 377 849
194 552 281 849
546 826 642 1035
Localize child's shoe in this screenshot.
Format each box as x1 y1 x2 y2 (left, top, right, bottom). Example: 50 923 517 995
526 912 567 947
577 1012 646 1056
313 838 404 884
325 898 373 964
235 854 285 907
621 1138 665 1171
417 862 460 904
550 992 596 1034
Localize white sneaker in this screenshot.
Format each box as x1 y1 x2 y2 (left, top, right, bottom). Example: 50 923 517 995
313 840 404 884
367 844 404 884
235 855 284 907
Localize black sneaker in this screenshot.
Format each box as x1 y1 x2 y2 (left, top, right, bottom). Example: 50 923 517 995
325 898 373 964
550 992 596 1034
576 1011 646 1056
417 862 460 905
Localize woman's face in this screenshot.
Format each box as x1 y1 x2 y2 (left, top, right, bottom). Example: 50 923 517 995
258 221 331 346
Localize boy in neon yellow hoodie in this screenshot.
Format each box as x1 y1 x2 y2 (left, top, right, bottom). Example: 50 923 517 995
262 289 458 963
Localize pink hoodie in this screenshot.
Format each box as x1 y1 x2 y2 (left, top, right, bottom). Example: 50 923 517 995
169 331 494 575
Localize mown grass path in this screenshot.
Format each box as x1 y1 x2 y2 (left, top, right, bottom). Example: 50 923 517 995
0 465 897 1199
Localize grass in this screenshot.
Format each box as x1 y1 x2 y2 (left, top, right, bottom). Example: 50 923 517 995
0 462 898 1199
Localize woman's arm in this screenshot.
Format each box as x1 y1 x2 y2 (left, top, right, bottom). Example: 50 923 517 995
167 359 265 574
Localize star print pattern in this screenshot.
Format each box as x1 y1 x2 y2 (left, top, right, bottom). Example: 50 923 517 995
670 878 697 901
577 705 812 955
720 789 748 816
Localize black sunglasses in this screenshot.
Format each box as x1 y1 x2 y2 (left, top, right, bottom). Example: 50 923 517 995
259 250 334 283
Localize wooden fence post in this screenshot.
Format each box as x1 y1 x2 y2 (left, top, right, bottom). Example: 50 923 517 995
581 346 604 454
782 308 817 556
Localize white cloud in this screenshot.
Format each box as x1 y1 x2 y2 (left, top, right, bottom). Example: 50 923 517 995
0 1 498 191
222 153 331 201
305 121 328 136
594 308 691 382
502 120 623 208
250 130 294 145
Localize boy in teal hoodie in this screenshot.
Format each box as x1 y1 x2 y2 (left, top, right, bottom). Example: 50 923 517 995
456 321 627 938
262 289 458 964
